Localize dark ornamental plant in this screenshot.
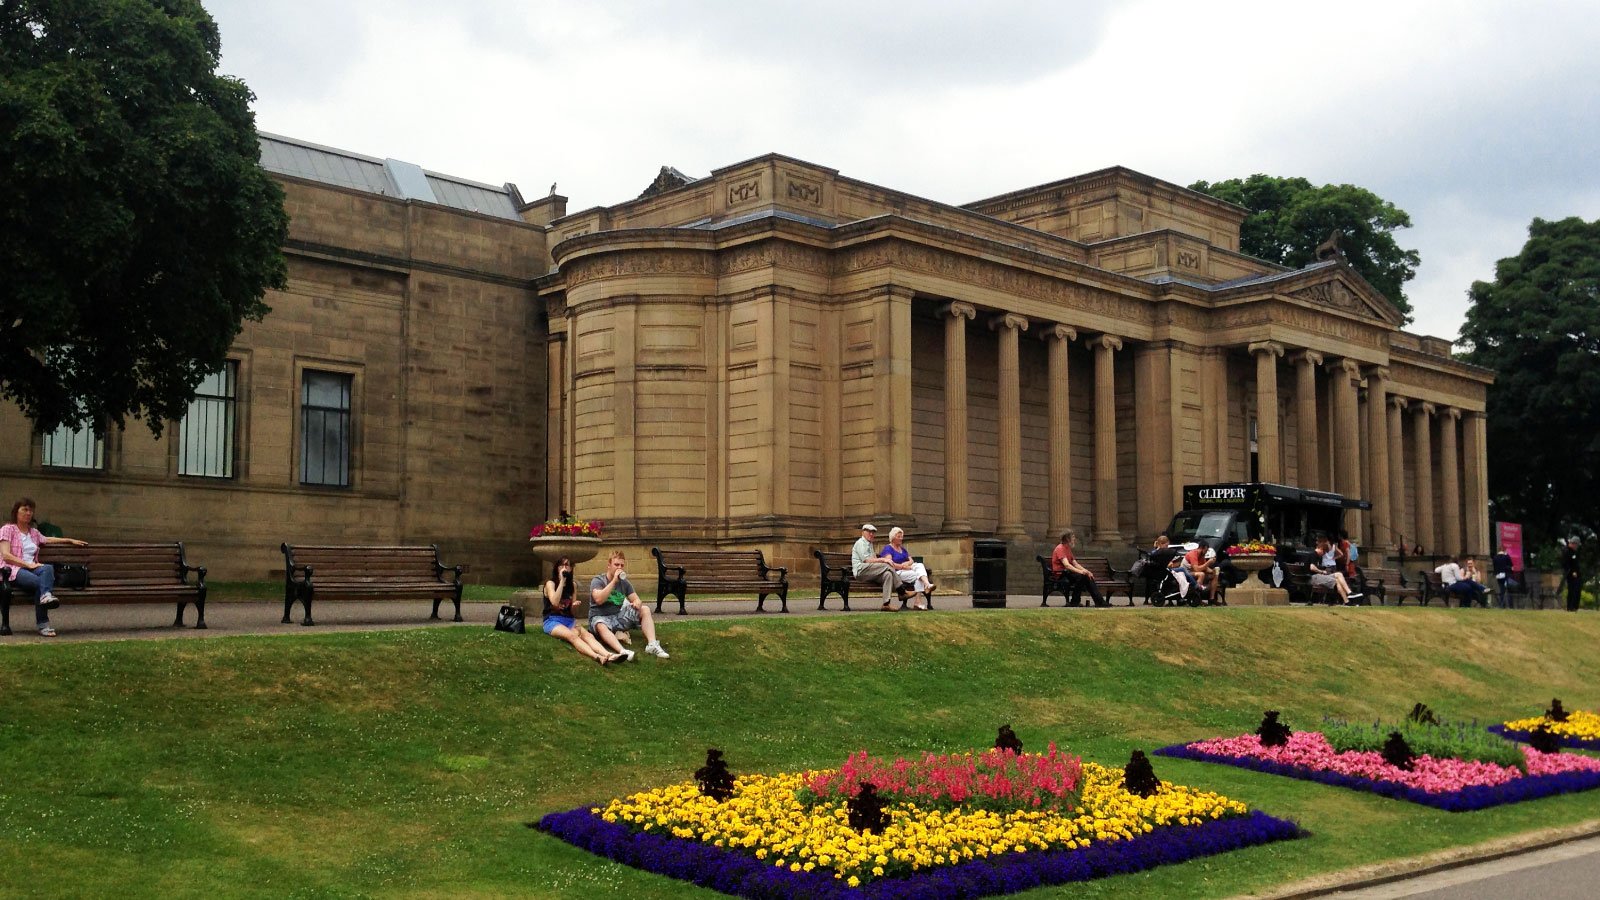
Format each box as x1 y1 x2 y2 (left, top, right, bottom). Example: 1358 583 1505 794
847 782 889 833
1547 699 1570 722
994 724 1023 754
1123 751 1162 797
694 748 735 802
1527 725 1563 755
1381 731 1416 771
1256 710 1292 747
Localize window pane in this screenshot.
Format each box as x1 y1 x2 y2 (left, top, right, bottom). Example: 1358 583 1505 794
42 422 103 470
301 370 351 486
179 361 237 478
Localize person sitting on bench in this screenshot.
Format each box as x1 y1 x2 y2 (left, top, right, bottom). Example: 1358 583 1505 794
852 523 899 611
1051 529 1104 608
879 527 934 610
0 497 89 637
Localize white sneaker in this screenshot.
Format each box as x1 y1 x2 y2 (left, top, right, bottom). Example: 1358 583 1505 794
645 642 670 659
618 649 636 663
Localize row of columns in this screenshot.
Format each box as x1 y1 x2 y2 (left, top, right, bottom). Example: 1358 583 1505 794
939 304 1485 556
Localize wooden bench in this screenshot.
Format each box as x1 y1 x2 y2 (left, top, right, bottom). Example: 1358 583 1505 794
1361 566 1419 606
813 550 934 611
1418 570 1446 606
1 543 207 635
1035 555 1135 607
652 548 789 615
1282 562 1343 605
281 544 463 626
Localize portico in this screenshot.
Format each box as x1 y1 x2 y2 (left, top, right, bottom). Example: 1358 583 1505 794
540 157 1493 580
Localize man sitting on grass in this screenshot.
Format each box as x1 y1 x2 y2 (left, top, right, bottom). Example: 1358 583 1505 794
588 550 669 660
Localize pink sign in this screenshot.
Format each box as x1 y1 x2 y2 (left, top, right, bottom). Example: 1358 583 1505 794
1496 522 1524 573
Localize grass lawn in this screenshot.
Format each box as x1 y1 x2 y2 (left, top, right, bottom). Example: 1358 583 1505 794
2 606 1599 898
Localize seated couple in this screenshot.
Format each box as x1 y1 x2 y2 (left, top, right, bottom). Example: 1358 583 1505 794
1435 556 1489 608
541 550 671 664
853 524 936 610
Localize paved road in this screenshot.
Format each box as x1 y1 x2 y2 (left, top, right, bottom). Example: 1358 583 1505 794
1328 836 1600 900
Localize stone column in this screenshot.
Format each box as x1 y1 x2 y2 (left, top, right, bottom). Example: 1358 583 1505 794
1043 324 1078 538
1248 341 1284 482
1091 334 1123 543
940 302 976 531
993 313 1029 539
1292 351 1322 489
1387 397 1407 553
1463 411 1489 556
1365 367 1391 554
1439 406 1462 556
1412 403 1436 553
1332 359 1361 508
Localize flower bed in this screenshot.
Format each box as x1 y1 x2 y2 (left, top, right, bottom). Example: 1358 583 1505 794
1492 708 1600 751
1156 730 1600 811
536 749 1300 898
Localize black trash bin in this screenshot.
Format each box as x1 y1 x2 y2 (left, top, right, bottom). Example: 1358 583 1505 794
972 539 1008 608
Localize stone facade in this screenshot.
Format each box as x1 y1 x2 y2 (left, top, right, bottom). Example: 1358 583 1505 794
0 136 549 583
0 140 1491 588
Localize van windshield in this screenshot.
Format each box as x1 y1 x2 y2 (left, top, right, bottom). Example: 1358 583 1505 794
1169 511 1236 541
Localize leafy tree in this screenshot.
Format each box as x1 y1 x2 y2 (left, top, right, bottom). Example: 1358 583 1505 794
1189 174 1419 321
0 0 287 435
1460 216 1600 551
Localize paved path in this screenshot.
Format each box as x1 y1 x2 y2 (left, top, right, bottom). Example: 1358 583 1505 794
1327 835 1600 899
3 592 1139 643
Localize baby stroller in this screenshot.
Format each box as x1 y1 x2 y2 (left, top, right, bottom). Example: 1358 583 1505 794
1134 546 1198 607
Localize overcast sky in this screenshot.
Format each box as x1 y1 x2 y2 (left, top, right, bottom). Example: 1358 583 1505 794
204 0 1600 341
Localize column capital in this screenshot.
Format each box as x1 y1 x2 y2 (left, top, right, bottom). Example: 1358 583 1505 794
1040 323 1078 343
1417 401 1438 416
1464 408 1486 421
1088 334 1123 352
1291 349 1324 366
989 312 1029 333
1365 365 1391 382
1441 405 1462 421
1247 340 1284 359
1335 357 1363 377
1389 395 1408 411
940 300 977 321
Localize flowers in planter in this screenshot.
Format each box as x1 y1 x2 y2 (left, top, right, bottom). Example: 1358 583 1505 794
1158 709 1600 811
1494 699 1600 750
529 517 603 538
1225 540 1276 556
537 744 1300 897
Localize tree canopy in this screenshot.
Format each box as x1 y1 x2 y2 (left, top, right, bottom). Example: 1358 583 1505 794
1460 216 1600 548
0 0 287 435
1189 174 1419 321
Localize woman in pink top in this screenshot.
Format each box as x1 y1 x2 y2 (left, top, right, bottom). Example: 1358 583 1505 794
1 498 89 637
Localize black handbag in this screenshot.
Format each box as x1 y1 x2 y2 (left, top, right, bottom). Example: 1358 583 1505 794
55 563 90 590
493 604 526 634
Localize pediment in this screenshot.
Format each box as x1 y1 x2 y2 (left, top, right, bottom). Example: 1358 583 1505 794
1282 267 1404 328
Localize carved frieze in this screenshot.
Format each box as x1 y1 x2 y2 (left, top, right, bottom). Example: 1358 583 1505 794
727 176 761 206
782 171 823 206
718 243 830 276
563 250 715 287
1176 249 1201 269
1389 361 1484 400
890 243 1151 324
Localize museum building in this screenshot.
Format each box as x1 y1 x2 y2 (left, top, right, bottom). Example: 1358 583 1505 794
0 134 1492 586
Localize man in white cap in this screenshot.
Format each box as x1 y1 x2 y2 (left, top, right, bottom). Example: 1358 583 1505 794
1183 541 1221 605
851 523 900 610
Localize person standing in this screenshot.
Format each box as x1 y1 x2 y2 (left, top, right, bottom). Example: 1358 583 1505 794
1562 538 1583 612
1491 546 1515 609
0 498 89 637
851 524 899 611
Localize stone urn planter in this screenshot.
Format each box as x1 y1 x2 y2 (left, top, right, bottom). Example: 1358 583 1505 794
528 535 602 567
1225 553 1287 606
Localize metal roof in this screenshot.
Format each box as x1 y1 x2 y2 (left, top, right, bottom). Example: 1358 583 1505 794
258 132 524 221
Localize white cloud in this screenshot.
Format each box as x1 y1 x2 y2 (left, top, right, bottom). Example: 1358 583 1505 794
204 0 1600 340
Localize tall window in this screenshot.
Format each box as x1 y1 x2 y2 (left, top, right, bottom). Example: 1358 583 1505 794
179 362 238 478
42 421 104 469
301 370 352 487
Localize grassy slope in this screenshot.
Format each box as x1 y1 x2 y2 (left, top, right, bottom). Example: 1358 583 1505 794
2 607 1599 898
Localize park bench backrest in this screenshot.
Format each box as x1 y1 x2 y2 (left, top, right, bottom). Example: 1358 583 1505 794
283 545 442 581
39 542 194 588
